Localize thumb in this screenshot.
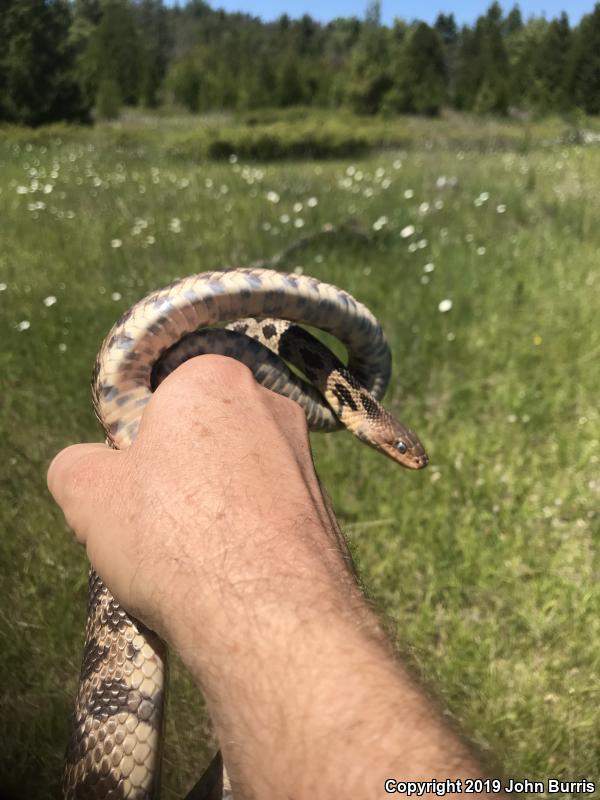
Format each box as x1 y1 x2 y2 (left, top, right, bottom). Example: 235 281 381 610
47 442 124 544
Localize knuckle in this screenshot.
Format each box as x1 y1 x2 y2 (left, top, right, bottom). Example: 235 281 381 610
152 354 257 408
270 390 307 427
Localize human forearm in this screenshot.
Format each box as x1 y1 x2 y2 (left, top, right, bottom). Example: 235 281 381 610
48 357 497 799
167 517 485 800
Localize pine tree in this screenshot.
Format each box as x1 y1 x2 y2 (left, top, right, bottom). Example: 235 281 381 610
434 13 458 102
434 13 458 46
534 13 571 111
453 26 481 109
135 0 172 108
504 5 523 36
166 54 200 111
246 51 278 109
83 0 142 109
346 0 392 114
0 0 90 125
454 3 509 113
96 76 122 119
506 18 549 109
389 23 447 115
278 51 305 107
568 5 600 114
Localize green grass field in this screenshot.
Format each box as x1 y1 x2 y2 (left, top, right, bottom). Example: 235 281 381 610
0 112 599 798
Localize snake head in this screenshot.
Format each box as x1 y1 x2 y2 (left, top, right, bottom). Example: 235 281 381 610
373 414 429 470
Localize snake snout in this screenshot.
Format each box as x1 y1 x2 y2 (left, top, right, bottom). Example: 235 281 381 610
415 452 429 469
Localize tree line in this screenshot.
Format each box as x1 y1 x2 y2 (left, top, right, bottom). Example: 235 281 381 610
1 0 599 126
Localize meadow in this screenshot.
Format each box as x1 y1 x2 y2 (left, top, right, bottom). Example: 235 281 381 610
0 111 599 798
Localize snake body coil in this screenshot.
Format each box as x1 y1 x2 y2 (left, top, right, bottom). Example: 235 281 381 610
63 268 427 799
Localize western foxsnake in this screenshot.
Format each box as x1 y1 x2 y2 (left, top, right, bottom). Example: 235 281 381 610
62 267 427 799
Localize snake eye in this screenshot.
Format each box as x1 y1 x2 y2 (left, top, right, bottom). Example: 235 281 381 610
395 440 407 454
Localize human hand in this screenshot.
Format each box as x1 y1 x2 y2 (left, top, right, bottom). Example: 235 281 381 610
47 355 355 650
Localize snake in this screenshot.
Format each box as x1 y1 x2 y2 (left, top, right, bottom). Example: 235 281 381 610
62 267 428 799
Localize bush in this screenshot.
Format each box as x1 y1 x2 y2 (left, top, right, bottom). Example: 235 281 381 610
95 78 122 121
167 119 370 161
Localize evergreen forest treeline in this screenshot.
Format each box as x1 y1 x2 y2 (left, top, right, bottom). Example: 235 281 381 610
1 0 599 126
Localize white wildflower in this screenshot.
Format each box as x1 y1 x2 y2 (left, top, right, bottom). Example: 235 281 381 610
373 216 388 231
404 189 414 199
58 343 67 352
293 202 303 213
294 218 305 228
417 239 428 249
307 196 318 208
229 154 238 164
400 225 415 238
438 299 452 313
111 292 122 301
169 218 182 233
43 295 57 307
16 186 28 194
477 246 486 255
424 263 435 273
111 239 122 249
393 159 402 169
266 191 280 204
0 283 6 291
497 204 506 213
16 320 31 331
419 202 430 215
293 265 304 275
280 214 290 224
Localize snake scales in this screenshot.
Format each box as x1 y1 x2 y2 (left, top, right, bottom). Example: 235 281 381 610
62 267 427 799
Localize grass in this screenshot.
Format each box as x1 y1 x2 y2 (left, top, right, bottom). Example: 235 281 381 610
0 111 599 798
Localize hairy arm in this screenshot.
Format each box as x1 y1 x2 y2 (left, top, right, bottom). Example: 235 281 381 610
48 356 496 799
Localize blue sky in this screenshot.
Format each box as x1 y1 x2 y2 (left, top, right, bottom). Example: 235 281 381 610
168 0 588 25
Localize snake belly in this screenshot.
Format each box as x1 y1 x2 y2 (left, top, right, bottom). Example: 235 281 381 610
63 268 395 799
